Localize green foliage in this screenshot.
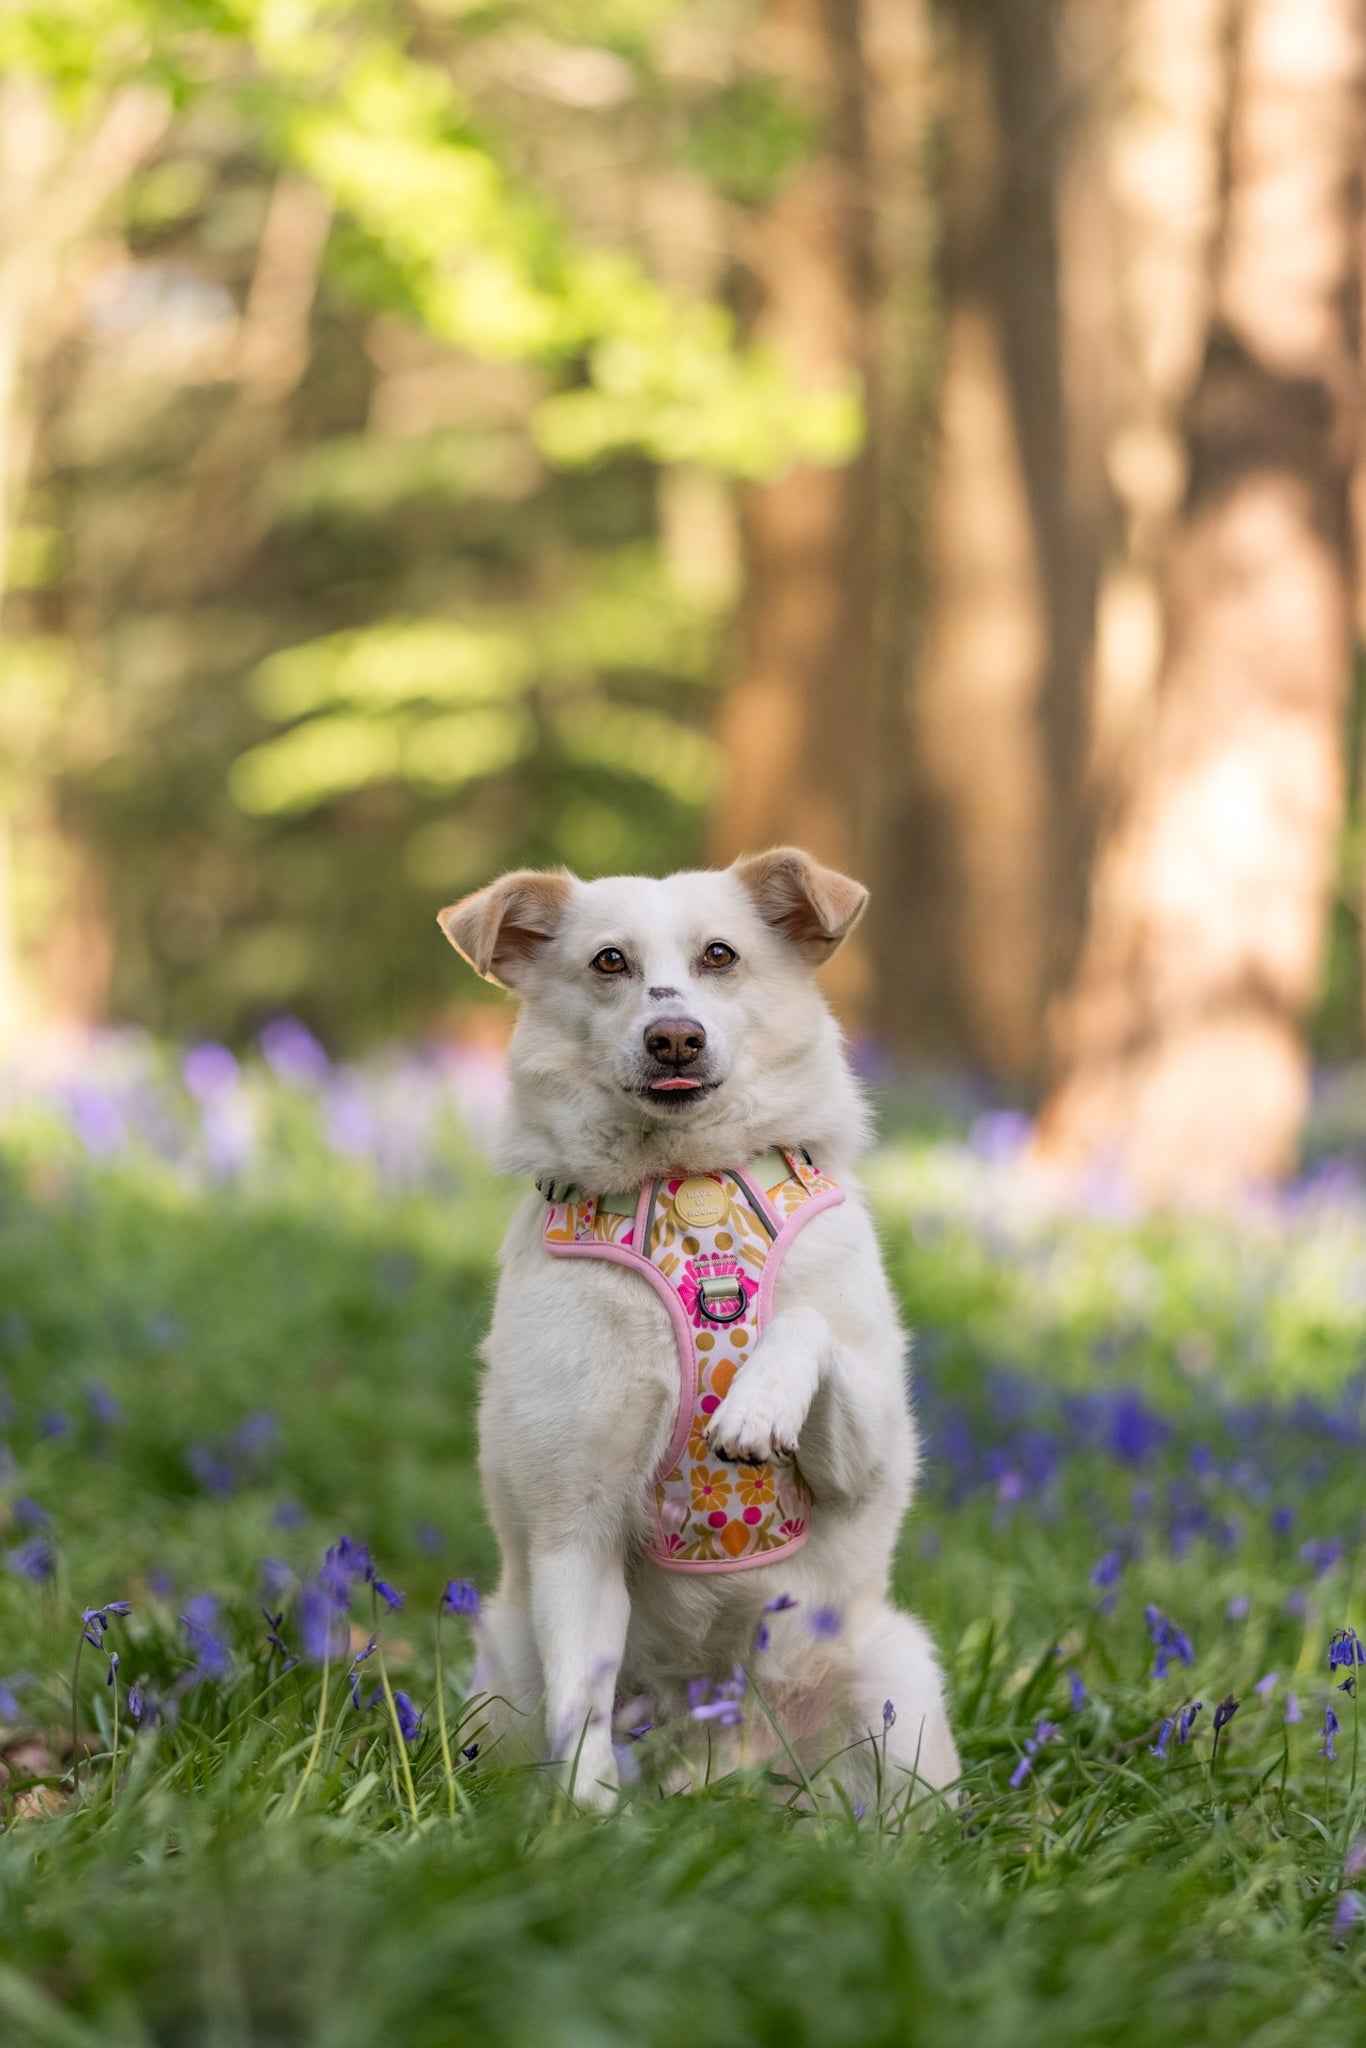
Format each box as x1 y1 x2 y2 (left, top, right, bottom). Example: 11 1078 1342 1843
1 1073 1366 2038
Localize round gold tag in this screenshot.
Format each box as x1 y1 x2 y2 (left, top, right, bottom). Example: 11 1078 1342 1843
673 1175 729 1228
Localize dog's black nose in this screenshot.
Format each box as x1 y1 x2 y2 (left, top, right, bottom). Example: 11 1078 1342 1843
644 1016 707 1067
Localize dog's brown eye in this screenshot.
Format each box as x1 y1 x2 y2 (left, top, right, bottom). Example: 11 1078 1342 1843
701 941 737 971
591 947 629 976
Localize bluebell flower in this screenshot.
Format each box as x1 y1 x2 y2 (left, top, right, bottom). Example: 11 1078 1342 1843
1177 1701 1203 1745
85 1385 121 1428
1225 1595 1250 1622
1008 1717 1060 1788
1090 1551 1122 1590
127 1681 143 1722
180 1595 230 1682
442 1580 480 1618
809 1606 842 1638
373 1579 405 1612
8 1537 55 1582
882 1700 896 1729
260 1017 329 1085
1068 1669 1087 1711
1328 1628 1366 1669
1212 1694 1239 1735
1300 1539 1345 1579
754 1622 770 1654
1145 1605 1194 1679
391 1690 422 1743
1335 1892 1364 1938
299 1582 348 1663
1322 1706 1341 1761
13 1498 49 1529
1286 1692 1302 1724
1253 1672 1278 1699
764 1593 798 1614
853 1801 867 1821
273 1500 306 1529
1150 1718 1174 1758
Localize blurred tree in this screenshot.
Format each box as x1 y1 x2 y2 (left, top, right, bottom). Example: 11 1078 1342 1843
708 0 933 1024
0 0 861 1048
1037 0 1364 1199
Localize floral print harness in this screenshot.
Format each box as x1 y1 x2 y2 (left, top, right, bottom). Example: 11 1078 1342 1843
541 1148 844 1572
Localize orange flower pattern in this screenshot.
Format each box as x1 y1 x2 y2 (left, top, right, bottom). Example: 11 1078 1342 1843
542 1149 842 1569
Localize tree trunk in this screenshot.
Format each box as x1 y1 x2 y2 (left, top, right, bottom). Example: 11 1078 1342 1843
869 0 1112 1078
711 0 917 1021
1037 0 1364 1201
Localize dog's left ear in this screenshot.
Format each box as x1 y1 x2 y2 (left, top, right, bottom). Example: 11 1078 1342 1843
731 847 868 964
438 869 574 989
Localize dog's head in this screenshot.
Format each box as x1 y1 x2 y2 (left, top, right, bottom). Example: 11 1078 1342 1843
439 848 871 1187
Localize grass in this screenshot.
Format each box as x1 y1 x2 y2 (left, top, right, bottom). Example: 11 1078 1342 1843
1 1040 1365 2042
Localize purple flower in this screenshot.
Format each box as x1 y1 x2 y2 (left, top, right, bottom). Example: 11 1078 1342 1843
1177 1701 1204 1745
260 1017 329 1085
1328 1628 1366 1669
764 1593 798 1614
1225 1595 1250 1622
1300 1539 1345 1579
1286 1693 1302 1725
1009 1717 1060 1788
299 1582 348 1664
1322 1706 1341 1762
1068 1669 1087 1711
1285 1589 1310 1621
1212 1694 1239 1735
1335 1892 1364 1939
13 1498 49 1530
183 1043 239 1098
181 1594 230 1683
754 1623 770 1654
373 1579 405 1613
273 1501 306 1529
392 1690 422 1743
1090 1551 1122 1590
7 1536 55 1583
127 1682 143 1722
1254 1672 1278 1699
1150 1718 1174 1758
1346 1837 1366 1881
882 1700 896 1730
809 1606 842 1639
1145 1605 1194 1679
1270 1505 1295 1536
442 1580 480 1618
85 1385 121 1428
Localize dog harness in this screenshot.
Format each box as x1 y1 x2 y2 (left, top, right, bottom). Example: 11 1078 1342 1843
541 1148 844 1572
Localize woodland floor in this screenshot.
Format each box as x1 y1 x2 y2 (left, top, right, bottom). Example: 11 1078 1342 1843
1 1046 1365 2044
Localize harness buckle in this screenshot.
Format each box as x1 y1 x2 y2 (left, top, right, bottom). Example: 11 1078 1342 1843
697 1274 747 1325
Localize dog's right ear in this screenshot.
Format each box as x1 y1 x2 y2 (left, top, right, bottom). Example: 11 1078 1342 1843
437 869 574 989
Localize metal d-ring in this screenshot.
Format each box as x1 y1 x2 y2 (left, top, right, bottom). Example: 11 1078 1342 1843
697 1280 748 1325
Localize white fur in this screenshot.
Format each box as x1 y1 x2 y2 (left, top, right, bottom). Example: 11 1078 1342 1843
450 857 960 1810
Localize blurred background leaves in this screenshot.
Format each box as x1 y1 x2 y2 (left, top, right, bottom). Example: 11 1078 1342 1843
3 0 1366 1205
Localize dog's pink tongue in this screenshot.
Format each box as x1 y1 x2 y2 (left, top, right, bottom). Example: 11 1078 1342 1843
650 1076 702 1091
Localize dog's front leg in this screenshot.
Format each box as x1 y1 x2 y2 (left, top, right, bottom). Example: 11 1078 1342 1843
530 1538 630 1811
705 1306 884 1507
704 1305 827 1466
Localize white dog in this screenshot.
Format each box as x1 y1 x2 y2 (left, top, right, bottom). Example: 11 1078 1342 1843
439 846 959 1810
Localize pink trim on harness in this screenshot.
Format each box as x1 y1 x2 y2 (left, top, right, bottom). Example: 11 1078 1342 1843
543 1149 844 1572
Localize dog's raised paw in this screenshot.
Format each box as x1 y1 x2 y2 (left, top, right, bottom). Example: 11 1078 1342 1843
705 1381 807 1467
